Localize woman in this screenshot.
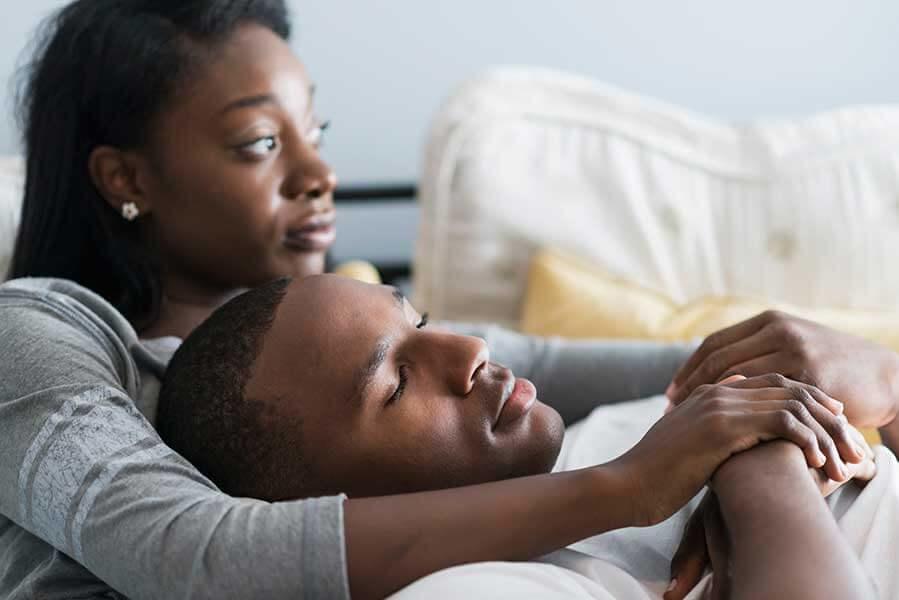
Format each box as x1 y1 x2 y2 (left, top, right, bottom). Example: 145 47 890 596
0 1 884 599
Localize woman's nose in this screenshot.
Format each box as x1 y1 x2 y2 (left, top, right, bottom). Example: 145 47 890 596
301 171 338 204
281 144 338 205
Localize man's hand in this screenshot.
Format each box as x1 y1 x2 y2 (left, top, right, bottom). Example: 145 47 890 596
667 311 899 429
609 375 863 527
665 427 876 600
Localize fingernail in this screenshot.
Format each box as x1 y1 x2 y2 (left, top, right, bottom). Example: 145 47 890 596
666 578 678 593
834 401 844 414
841 464 850 480
854 442 866 457
816 449 827 465
666 383 676 399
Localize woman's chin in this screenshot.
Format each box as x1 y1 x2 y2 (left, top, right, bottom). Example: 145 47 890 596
287 251 328 278
264 251 328 282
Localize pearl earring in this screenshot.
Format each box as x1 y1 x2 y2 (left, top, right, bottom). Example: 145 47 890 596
121 202 140 221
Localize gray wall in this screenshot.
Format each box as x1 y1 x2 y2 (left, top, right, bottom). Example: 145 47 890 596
3 1 899 263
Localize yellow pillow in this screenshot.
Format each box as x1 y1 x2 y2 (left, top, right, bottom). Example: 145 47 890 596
521 249 899 445
333 260 382 285
522 249 899 351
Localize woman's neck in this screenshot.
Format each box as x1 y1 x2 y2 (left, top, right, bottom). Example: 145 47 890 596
140 280 246 340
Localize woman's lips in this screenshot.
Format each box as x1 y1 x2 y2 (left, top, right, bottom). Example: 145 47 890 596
283 222 337 252
495 377 537 430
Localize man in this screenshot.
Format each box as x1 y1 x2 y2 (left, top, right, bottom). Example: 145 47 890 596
158 275 877 598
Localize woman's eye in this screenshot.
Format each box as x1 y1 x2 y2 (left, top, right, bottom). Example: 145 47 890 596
240 136 279 157
306 120 330 148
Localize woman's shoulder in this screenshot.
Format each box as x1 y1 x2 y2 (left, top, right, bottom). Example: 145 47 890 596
1 277 137 339
0 277 141 392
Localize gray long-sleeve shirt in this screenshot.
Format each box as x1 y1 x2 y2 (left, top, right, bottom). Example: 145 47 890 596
0 278 692 600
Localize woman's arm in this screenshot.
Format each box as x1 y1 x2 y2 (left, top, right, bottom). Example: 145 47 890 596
345 466 631 600
0 284 352 600
443 322 694 425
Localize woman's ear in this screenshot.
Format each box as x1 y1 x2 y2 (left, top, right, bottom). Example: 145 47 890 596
88 146 153 219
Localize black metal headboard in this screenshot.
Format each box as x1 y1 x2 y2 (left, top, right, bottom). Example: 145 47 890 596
334 183 417 204
331 182 418 285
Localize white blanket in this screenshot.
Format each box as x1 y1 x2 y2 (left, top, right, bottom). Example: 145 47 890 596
392 396 899 599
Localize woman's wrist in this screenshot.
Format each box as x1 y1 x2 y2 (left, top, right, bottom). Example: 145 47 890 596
583 464 645 530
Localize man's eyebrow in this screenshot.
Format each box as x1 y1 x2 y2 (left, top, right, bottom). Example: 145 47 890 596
391 287 405 308
350 288 407 404
352 338 390 404
219 93 278 114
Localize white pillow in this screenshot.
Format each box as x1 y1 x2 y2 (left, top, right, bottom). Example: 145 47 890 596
413 67 899 328
0 157 24 279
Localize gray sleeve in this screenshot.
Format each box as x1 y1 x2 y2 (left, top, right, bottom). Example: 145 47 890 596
0 293 350 600
442 322 696 426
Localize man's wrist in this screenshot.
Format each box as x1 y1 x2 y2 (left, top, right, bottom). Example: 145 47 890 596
712 442 809 510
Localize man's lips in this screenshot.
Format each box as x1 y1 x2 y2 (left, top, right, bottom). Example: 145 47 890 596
284 213 337 252
493 373 537 430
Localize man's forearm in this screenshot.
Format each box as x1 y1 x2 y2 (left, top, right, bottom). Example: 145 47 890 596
713 443 872 600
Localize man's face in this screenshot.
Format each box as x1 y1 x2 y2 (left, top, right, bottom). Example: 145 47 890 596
246 275 565 498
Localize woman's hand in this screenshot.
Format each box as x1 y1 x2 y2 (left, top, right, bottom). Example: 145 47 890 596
667 311 899 429
665 426 876 600
809 424 876 497
610 374 864 527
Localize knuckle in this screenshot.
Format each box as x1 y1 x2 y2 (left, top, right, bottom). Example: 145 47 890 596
695 383 716 397
706 396 730 413
776 409 798 432
695 337 715 358
775 321 804 346
765 373 788 388
706 413 730 437
784 398 806 416
703 331 724 349
793 387 815 407
760 309 784 323
701 355 723 380
830 418 850 440
819 433 837 454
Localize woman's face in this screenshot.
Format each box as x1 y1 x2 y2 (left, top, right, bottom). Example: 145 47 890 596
138 24 337 294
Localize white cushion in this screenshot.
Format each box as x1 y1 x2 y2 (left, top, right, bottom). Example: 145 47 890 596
0 157 24 279
413 67 899 328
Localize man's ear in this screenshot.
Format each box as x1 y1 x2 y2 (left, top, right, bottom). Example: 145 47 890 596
88 146 154 218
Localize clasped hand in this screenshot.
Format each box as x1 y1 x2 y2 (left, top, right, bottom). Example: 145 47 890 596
658 310 893 599
613 373 865 528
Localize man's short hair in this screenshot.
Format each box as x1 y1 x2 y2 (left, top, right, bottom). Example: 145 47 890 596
157 277 303 500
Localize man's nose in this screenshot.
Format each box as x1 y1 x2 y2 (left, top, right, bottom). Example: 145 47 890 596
430 332 489 396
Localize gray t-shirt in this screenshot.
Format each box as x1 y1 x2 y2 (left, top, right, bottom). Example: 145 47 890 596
0 278 692 599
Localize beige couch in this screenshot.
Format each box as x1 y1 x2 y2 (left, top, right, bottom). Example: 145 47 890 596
412 67 899 333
